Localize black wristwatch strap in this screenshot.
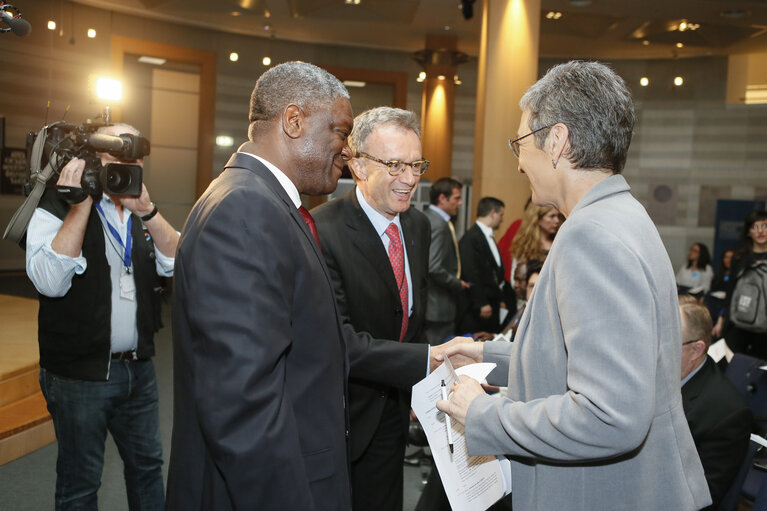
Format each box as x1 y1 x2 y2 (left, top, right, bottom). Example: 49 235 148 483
140 204 159 222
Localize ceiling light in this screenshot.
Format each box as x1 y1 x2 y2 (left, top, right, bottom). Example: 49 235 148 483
47 20 56 30
229 52 239 62
444 25 451 31
674 76 684 86
262 56 271 66
454 74 462 86
138 56 167 66
87 28 96 38
216 136 234 147
642 40 650 46
688 23 700 31
345 0 361 4
676 42 684 48
343 80 366 88
417 71 426 83
438 75 446 81
264 9 271 18
679 21 687 31
545 11 562 20
230 11 241 16
640 77 649 87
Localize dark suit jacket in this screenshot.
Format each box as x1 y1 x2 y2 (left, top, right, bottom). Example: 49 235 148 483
167 153 351 511
457 223 514 333
312 188 430 461
682 356 753 509
422 206 464 323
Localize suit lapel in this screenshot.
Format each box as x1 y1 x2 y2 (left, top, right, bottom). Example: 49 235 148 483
224 153 333 286
345 189 400 300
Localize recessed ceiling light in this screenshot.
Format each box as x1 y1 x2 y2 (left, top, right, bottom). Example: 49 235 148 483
87 28 96 38
642 40 650 46
138 56 167 66
229 52 239 62
47 20 56 30
546 11 563 20
674 76 684 86
438 75 446 81
262 56 271 66
676 42 684 48
640 77 649 87
344 0 361 4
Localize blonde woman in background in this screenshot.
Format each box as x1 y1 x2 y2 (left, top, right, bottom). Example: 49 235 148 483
510 203 561 280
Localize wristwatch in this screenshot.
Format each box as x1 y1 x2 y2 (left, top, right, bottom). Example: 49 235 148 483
140 203 159 222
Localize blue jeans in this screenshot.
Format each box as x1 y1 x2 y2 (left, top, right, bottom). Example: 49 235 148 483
39 360 164 511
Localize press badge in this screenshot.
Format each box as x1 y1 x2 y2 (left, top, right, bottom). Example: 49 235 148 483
120 271 136 301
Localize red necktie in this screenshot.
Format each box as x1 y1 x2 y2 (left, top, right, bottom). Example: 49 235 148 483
298 206 321 249
385 223 408 342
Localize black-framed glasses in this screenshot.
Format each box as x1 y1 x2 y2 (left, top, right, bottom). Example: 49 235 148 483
356 151 430 176
507 125 553 158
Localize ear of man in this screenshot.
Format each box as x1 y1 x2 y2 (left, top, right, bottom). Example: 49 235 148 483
349 158 368 181
282 104 304 140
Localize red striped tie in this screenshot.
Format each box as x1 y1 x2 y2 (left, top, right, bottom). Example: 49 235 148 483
385 223 408 341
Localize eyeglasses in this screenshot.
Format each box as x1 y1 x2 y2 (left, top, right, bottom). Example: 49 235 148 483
750 222 767 232
507 125 553 158
356 152 430 176
682 339 700 346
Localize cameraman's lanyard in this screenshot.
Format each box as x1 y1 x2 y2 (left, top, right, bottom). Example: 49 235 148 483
95 203 134 301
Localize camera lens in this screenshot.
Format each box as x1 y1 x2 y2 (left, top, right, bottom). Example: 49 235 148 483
107 166 132 194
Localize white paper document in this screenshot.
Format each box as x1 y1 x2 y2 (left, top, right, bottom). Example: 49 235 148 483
411 361 511 511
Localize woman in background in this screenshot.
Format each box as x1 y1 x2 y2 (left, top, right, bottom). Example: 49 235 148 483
676 242 713 295
713 210 767 357
509 203 560 279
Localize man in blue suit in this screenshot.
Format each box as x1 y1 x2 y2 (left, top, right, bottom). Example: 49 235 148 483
168 62 354 511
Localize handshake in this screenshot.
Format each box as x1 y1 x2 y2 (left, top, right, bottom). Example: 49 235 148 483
428 336 484 373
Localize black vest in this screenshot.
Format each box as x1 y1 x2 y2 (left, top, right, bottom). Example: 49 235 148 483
36 190 163 381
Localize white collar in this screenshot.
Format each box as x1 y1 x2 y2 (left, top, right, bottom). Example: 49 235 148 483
240 152 301 208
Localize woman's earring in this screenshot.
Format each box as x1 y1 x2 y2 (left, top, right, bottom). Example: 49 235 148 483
552 159 558 169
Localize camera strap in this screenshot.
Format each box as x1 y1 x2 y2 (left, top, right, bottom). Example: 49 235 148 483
95 203 133 271
3 127 55 244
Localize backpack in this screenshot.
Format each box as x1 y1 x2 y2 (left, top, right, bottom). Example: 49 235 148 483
730 261 767 333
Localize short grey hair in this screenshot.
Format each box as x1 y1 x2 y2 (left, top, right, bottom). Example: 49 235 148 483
520 61 635 173
248 61 349 141
348 107 420 155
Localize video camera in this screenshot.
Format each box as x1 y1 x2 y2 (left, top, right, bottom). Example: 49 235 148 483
2 117 151 243
31 121 150 199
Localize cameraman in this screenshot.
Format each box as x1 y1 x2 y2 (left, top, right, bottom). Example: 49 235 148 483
25 123 178 511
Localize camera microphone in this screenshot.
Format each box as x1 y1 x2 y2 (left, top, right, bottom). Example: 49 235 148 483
85 132 151 160
0 4 31 36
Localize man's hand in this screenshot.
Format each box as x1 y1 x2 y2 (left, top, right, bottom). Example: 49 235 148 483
436 376 485 425
429 336 473 372
479 304 492 319
433 340 484 370
460 280 471 290
120 184 154 218
56 158 86 188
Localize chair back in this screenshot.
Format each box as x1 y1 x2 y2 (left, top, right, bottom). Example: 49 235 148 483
725 353 767 428
719 442 759 511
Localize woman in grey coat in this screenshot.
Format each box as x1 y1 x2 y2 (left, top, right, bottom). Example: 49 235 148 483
437 61 711 511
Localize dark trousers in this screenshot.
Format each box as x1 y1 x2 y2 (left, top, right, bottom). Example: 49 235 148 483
39 360 164 511
351 395 406 511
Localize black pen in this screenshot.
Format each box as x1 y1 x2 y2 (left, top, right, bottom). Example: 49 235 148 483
441 379 454 453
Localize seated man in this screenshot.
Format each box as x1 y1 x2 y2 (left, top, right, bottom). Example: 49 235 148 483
679 302 753 509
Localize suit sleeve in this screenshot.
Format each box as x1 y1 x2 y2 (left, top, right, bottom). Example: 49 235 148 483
428 221 463 293
460 232 491 310
465 222 659 462
321 232 429 389
176 194 315 508
696 405 752 504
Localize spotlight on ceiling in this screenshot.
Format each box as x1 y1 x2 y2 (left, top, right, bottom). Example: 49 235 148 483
460 0 475 20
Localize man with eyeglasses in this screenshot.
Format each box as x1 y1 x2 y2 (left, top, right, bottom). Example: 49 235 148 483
679 301 751 509
312 106 469 511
